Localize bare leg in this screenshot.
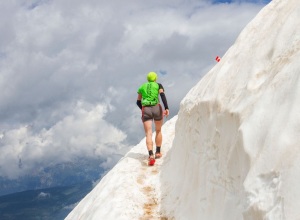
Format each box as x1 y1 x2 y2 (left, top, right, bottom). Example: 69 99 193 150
154 119 163 148
143 120 153 152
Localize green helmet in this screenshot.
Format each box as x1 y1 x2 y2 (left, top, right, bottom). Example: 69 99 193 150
147 72 157 82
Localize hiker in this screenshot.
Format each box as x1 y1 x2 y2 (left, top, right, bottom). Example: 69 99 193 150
136 72 169 166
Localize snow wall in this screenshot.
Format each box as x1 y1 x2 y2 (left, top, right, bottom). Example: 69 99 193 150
160 0 300 219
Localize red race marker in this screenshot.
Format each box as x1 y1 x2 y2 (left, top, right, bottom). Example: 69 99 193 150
216 56 221 62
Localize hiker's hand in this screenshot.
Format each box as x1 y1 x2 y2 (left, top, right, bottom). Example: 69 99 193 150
164 109 169 117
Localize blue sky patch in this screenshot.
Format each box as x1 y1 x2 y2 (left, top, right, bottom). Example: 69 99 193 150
212 0 271 4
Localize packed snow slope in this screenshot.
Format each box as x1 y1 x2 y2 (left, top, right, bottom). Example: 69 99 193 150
65 117 177 220
66 0 300 219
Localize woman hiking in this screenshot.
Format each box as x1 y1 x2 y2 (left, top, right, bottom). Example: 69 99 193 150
136 72 170 166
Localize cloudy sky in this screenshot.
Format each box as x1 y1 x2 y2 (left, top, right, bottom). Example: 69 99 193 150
0 0 271 179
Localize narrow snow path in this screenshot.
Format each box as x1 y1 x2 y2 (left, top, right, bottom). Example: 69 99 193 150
127 116 176 220
137 155 164 219
65 116 177 220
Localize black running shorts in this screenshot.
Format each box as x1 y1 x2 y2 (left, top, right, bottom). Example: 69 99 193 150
142 104 163 122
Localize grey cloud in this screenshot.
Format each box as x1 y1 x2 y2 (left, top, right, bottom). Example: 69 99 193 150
0 0 267 178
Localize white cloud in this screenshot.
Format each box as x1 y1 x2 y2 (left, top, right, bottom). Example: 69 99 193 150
0 101 127 179
37 191 51 199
